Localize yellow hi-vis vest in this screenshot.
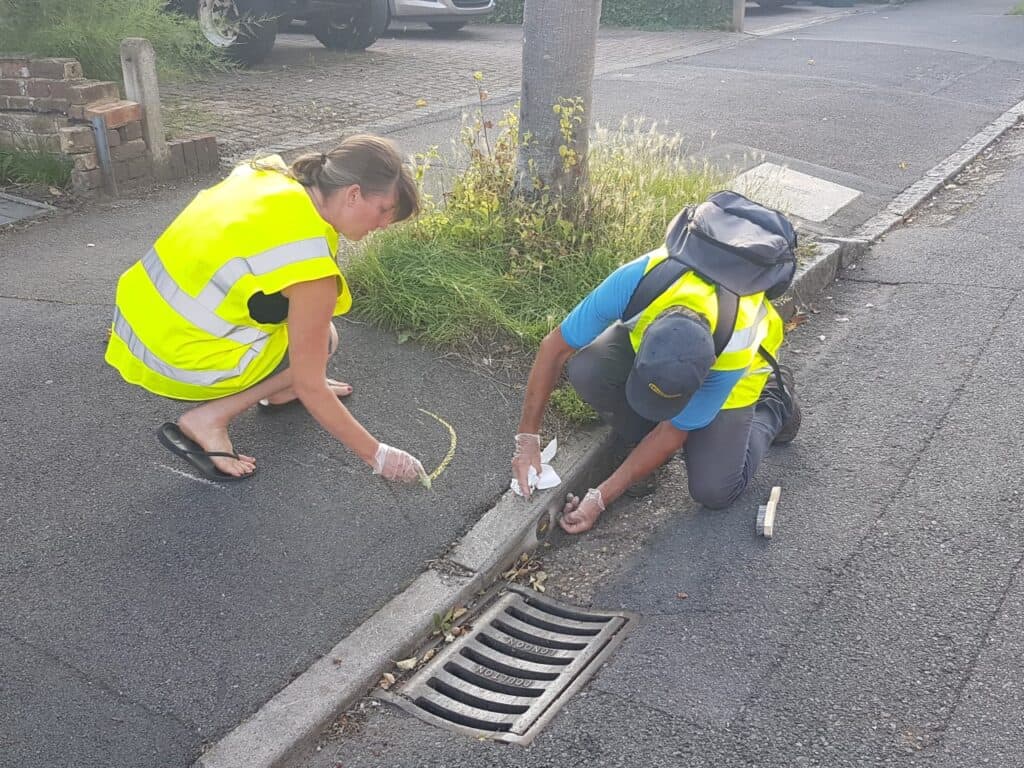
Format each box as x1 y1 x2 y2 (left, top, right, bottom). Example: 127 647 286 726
627 247 784 410
105 160 352 401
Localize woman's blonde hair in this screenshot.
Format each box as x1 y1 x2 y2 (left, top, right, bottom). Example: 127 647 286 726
271 134 419 222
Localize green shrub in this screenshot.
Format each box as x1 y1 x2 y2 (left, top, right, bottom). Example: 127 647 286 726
491 0 730 29
1011 2 1024 14
0 148 72 187
0 0 229 82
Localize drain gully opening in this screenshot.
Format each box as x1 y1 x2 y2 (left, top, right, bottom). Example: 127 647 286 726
505 606 602 637
491 618 588 651
377 586 638 745
414 697 513 732
476 632 573 666
444 661 545 697
459 646 560 681
519 595 617 624
426 678 531 715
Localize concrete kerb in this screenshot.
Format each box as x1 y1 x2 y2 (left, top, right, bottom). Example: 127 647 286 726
193 429 620 768
194 71 1024 768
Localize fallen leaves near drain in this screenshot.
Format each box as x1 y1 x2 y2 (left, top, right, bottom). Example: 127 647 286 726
377 553 551 691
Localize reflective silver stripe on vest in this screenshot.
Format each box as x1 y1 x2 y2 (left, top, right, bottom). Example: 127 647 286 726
197 237 332 309
722 302 768 354
141 250 267 346
119 237 330 386
112 308 266 386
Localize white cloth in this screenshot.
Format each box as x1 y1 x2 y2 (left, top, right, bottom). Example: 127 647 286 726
510 438 561 496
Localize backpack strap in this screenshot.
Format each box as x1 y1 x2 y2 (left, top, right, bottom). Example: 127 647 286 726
623 256 691 325
624 258 740 358
713 284 738 357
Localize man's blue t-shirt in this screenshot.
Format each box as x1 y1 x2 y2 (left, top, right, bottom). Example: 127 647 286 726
560 252 745 432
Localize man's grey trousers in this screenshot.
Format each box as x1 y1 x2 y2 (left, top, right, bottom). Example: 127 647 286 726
565 323 788 510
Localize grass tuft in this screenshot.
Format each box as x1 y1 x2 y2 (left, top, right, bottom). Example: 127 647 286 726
0 149 72 187
0 0 230 82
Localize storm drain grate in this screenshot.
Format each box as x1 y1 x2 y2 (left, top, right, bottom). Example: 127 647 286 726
375 584 637 744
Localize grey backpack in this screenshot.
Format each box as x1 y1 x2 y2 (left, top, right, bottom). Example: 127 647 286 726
624 190 798 356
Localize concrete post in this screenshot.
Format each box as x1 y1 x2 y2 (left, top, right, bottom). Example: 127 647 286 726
730 0 745 33
119 38 171 179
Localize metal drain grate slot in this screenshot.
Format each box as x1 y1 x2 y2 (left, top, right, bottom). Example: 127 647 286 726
504 605 603 636
490 616 589 651
475 631 574 665
459 646 561 681
376 585 637 744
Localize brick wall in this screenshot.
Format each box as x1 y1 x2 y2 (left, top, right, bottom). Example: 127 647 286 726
0 55 219 194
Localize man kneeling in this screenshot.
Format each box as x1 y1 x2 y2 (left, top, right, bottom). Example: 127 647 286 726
510 213 801 534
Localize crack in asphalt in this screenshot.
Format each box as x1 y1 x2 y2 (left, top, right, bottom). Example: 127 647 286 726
0 623 199 734
736 283 1023 730
840 277 1023 291
927 545 1024 756
0 293 109 307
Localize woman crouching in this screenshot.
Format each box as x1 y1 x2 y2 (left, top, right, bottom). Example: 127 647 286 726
105 134 426 484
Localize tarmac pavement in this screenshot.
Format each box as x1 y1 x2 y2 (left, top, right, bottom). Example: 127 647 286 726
306 120 1024 768
2 2 1023 767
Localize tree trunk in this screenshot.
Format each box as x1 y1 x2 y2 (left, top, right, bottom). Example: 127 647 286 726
516 0 602 202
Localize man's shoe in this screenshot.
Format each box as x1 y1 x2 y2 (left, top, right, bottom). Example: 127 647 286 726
769 364 801 445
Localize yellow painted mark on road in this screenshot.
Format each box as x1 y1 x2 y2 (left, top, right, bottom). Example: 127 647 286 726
418 408 458 485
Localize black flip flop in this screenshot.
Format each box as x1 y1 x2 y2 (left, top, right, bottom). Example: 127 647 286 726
156 422 255 482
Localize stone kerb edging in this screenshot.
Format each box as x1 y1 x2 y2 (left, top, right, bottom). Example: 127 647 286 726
0 54 219 194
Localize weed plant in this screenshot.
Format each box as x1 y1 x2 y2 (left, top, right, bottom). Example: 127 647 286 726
0 0 228 82
346 106 724 354
0 149 72 187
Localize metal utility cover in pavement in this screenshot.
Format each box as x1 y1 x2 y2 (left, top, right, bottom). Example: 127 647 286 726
375 585 637 745
0 192 54 227
730 162 861 223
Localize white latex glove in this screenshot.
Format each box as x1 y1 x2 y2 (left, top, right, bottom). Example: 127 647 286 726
511 436 561 497
373 443 427 484
560 488 606 534
511 433 542 498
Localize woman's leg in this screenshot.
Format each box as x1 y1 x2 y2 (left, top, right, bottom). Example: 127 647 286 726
177 368 295 477
176 323 343 477
262 322 351 405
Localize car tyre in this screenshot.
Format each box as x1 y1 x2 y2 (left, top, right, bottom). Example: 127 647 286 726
312 0 389 51
427 21 466 33
197 0 278 66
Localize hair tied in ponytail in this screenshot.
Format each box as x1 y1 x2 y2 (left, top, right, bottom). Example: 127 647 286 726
320 153 328 166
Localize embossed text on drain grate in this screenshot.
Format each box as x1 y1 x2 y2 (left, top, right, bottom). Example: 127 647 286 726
375 584 637 745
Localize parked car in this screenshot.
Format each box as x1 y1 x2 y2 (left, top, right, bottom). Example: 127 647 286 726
387 0 494 33
168 0 389 65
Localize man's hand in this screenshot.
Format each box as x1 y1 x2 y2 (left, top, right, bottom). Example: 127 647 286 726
373 443 427 483
511 433 542 498
560 488 606 534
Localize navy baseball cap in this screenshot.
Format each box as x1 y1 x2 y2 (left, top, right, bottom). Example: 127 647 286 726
626 309 715 423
